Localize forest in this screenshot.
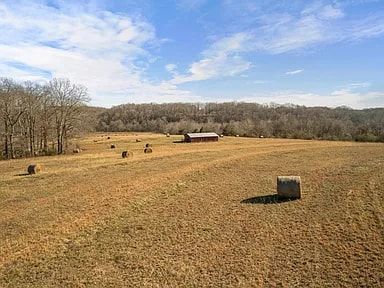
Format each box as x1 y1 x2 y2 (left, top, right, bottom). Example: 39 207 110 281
97 102 384 142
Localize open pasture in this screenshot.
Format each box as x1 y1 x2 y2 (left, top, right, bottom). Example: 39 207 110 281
0 133 383 287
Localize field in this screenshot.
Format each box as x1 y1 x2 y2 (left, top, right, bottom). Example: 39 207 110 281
0 133 383 287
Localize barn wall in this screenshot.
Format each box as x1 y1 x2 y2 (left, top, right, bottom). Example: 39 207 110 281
187 136 218 143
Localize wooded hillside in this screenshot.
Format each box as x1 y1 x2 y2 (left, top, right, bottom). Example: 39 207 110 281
97 103 384 142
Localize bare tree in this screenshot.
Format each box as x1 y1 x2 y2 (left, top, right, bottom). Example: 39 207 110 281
48 78 89 154
0 77 92 160
20 82 49 156
0 78 26 159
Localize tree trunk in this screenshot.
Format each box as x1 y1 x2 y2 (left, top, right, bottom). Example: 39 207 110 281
9 128 14 159
4 120 9 159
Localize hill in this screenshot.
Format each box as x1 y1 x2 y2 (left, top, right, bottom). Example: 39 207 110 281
96 103 384 142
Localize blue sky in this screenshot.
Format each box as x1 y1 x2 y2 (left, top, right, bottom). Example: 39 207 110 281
0 0 383 108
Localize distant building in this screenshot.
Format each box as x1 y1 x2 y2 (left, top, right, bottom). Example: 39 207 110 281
184 132 219 143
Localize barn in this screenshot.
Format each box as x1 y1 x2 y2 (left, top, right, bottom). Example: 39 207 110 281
184 132 219 143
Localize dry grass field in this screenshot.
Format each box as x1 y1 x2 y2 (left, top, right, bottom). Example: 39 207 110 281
0 133 383 287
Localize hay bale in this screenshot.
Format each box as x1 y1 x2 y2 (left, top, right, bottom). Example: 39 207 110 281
166 133 170 137
144 147 153 154
111 144 116 149
121 150 133 158
136 139 142 143
27 164 42 175
73 148 81 154
277 176 301 199
235 134 240 137
145 143 152 148
220 134 224 138
260 135 264 138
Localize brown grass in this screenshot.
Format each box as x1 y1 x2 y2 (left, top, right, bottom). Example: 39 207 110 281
0 133 383 287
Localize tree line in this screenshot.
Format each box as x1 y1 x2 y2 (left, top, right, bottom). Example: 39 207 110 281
96 102 384 142
0 78 89 159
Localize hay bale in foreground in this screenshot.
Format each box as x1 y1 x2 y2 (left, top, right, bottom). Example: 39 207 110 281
145 143 152 148
121 150 133 158
136 139 142 143
166 133 170 137
27 164 42 175
144 147 153 154
111 144 116 149
73 148 81 154
277 176 301 199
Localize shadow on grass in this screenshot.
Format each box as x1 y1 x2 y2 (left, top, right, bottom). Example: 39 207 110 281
15 173 30 176
241 194 299 204
173 140 186 143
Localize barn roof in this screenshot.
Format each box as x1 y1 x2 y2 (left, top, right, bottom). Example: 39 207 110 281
185 132 219 138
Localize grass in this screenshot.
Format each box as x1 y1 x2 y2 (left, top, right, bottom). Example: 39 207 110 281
0 133 383 287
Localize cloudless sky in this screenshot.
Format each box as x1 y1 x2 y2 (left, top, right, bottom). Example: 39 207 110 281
0 0 383 108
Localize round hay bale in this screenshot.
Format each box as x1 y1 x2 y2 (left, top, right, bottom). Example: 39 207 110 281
27 164 42 175
122 150 133 158
144 147 153 154
73 148 81 154
220 134 224 138
145 143 152 148
235 134 240 137
111 144 116 149
277 176 301 199
166 133 170 137
260 135 264 138
136 139 142 143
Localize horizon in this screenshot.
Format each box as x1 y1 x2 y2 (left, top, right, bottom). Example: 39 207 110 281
0 0 383 109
